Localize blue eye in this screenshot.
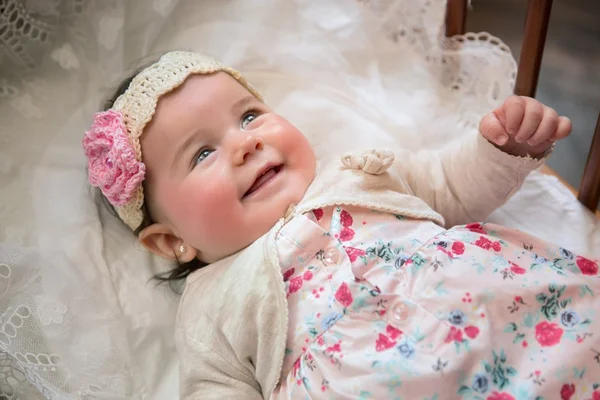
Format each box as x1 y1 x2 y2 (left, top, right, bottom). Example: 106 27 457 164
194 148 214 165
241 112 258 129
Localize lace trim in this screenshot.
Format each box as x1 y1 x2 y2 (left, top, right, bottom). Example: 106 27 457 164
266 219 288 395
295 200 445 227
0 0 57 69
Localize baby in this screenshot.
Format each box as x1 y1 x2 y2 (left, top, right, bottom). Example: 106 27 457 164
84 52 599 400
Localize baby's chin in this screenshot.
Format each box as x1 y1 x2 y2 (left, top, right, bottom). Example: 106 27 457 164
198 171 314 264
200 231 271 265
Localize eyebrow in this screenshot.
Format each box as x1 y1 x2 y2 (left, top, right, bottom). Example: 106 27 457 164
231 95 259 115
169 95 259 171
171 132 200 171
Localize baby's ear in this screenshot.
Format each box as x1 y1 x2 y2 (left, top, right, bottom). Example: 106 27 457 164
138 223 197 263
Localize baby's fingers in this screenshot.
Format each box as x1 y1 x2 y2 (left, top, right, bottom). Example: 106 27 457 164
480 112 509 145
504 95 525 135
551 116 572 141
526 106 558 146
515 99 544 143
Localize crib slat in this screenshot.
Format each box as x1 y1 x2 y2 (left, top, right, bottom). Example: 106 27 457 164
445 0 468 37
514 0 553 97
578 112 600 213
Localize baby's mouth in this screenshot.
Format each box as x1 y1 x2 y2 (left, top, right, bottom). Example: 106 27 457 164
243 164 283 198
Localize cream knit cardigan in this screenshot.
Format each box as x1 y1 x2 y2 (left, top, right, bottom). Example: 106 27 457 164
175 134 545 399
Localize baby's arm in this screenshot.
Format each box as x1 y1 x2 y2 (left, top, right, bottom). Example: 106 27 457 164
392 96 571 227
177 330 264 400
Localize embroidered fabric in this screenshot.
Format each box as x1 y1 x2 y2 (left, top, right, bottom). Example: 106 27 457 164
0 0 597 398
0 0 58 69
354 0 516 130
0 245 146 399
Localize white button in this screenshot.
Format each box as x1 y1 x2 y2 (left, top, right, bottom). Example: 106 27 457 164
323 247 339 265
392 302 409 322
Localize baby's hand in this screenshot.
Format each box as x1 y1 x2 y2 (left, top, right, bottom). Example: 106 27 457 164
479 95 572 158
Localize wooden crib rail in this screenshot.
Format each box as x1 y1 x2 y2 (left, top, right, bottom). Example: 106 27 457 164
444 0 600 213
579 113 600 212
444 0 467 37
514 0 552 98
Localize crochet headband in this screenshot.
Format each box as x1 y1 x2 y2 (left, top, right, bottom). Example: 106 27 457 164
83 51 263 231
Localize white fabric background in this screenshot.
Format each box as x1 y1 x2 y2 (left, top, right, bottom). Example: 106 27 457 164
0 0 598 398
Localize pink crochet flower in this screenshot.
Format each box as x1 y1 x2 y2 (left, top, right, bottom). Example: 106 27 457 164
83 110 146 206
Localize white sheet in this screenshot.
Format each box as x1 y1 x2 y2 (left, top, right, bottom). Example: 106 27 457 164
0 0 598 398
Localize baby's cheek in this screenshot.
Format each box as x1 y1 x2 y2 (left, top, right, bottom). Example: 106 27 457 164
171 179 239 242
273 121 314 165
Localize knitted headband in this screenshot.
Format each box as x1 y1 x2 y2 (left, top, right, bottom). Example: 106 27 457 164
83 51 263 231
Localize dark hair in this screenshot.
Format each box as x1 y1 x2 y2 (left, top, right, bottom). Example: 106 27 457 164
100 63 207 287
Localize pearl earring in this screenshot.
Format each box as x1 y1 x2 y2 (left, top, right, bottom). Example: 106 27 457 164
179 245 186 254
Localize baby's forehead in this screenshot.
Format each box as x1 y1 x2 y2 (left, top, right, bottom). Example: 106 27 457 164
150 72 257 124
140 72 260 152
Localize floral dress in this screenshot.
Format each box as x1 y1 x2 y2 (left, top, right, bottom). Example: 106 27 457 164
271 205 600 400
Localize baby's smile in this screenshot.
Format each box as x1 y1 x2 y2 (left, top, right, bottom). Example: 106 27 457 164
243 163 284 199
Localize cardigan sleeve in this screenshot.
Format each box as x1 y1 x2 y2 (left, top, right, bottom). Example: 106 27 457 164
390 134 546 227
177 329 264 400
175 235 288 400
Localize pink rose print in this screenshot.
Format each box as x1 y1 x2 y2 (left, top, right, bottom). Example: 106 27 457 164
592 391 600 400
576 256 598 275
340 210 353 227
344 246 366 262
510 262 526 275
83 110 146 206
535 321 563 347
288 276 303 295
375 333 396 352
338 209 355 242
445 326 464 343
334 282 353 307
326 342 341 353
339 227 355 242
303 270 313 281
475 236 502 252
560 383 576 400
464 326 480 339
312 208 324 221
386 325 403 340
466 223 487 234
282 268 295 282
451 241 465 255
487 392 515 400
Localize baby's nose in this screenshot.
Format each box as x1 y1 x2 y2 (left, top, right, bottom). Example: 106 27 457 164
234 135 264 165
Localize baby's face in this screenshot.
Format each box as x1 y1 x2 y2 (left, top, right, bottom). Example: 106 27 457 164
140 72 316 263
